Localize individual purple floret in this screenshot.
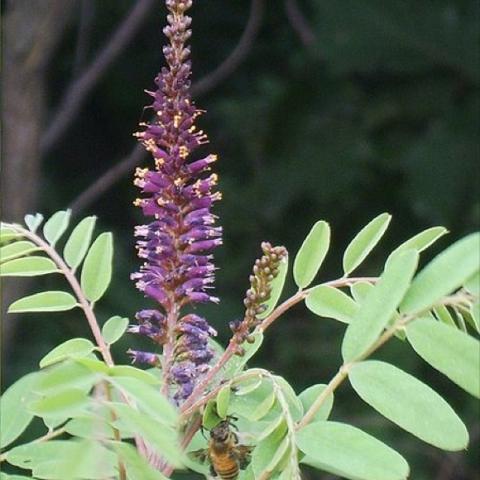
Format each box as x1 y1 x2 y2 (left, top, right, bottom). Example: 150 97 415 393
130 0 221 403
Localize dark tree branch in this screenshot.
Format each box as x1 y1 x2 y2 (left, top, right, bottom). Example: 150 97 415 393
191 0 265 97
69 0 265 215
284 0 316 47
40 0 156 156
69 143 146 214
72 0 96 76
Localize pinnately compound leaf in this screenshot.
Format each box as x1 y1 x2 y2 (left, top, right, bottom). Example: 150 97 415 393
401 232 480 315
0 256 58 277
406 317 480 398
349 360 469 451
8 291 77 313
343 213 391 276
63 216 97 270
342 250 418 362
306 285 359 323
80 232 113 303
101 316 129 344
43 210 71 246
293 221 330 288
297 421 409 480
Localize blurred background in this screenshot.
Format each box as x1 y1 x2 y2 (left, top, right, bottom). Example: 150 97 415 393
2 1 479 478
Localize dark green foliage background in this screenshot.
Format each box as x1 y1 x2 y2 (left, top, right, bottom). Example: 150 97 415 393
4 1 479 478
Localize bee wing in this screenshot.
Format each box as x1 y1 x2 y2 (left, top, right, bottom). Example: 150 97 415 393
235 445 253 470
188 448 209 463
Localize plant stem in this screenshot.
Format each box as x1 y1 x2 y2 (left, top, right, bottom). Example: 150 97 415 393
8 224 114 366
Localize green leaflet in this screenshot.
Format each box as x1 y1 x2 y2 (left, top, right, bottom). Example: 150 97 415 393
298 384 334 422
385 226 448 268
297 421 409 480
252 420 289 479
342 250 418 362
433 304 456 327
0 474 33 480
216 385 231 419
6 439 117 479
0 256 58 276
28 388 90 417
343 213 391 275
306 285 359 323
80 232 113 302
406 317 480 398
107 365 161 384
471 302 480 332
64 415 115 440
272 375 304 421
202 399 222 429
0 373 39 448
39 338 95 368
43 210 71 246
350 281 374 302
464 271 480 296
110 403 181 466
34 361 100 395
107 376 177 426
0 240 38 263
401 232 480 314
349 360 469 451
63 216 97 270
8 291 77 313
293 221 330 288
24 213 44 233
101 315 129 344
228 377 275 421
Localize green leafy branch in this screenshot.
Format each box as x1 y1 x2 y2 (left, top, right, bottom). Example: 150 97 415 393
2 212 115 366
178 213 479 480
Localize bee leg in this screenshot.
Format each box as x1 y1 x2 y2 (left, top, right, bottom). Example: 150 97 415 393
209 464 217 477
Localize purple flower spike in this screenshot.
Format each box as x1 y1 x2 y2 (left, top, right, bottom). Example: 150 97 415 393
131 0 221 403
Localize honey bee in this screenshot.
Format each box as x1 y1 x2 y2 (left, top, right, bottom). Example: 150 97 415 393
192 418 252 479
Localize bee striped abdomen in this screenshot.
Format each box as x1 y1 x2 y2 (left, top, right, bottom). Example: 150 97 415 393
209 451 239 479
